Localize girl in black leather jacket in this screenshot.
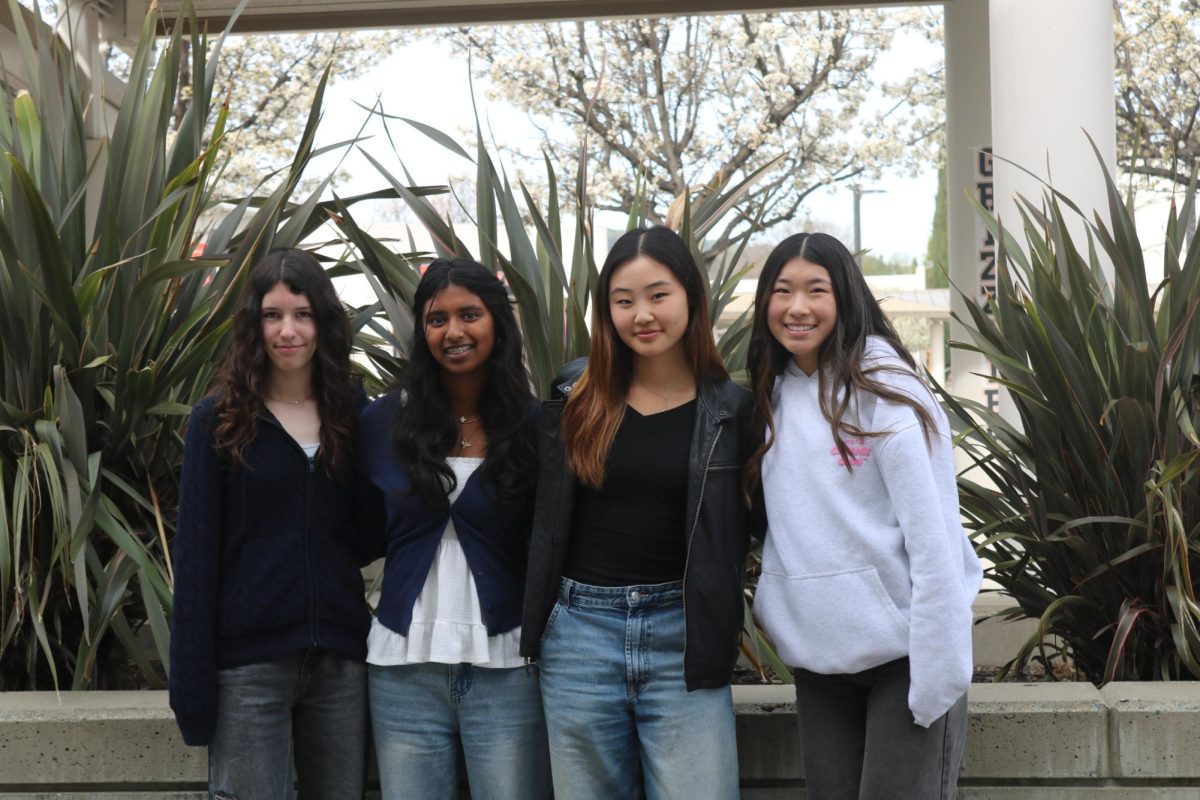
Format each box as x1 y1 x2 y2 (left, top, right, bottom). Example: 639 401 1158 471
520 226 760 800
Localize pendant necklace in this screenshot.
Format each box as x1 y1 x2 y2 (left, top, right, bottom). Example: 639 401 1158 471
457 415 480 450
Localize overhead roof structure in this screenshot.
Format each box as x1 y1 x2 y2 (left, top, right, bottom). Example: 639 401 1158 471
115 0 919 35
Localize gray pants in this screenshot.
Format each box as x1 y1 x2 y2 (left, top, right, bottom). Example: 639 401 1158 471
208 648 367 800
793 657 967 800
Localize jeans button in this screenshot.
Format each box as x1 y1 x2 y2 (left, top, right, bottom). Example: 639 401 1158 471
629 591 639 601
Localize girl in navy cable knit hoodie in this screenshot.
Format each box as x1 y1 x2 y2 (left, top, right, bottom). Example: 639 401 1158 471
169 249 370 799
747 232 981 800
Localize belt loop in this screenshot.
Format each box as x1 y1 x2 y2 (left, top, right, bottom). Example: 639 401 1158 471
558 578 571 608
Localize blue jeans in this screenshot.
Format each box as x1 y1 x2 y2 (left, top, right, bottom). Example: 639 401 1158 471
538 578 740 800
793 657 968 800
368 661 551 800
208 648 366 800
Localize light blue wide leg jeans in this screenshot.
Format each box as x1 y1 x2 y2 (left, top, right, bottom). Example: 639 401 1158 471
368 661 551 800
538 578 740 800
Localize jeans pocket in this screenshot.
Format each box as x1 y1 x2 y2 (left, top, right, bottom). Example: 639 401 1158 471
539 600 566 644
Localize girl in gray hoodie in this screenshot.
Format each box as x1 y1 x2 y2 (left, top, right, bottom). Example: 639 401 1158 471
746 232 982 800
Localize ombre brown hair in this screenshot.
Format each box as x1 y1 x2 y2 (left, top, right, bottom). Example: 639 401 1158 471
563 226 728 487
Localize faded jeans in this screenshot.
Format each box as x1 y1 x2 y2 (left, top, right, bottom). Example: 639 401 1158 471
368 661 551 800
207 648 366 800
792 657 968 800
538 578 740 800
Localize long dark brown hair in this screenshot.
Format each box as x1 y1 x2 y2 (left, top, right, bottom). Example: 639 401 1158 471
745 232 937 490
212 249 356 479
563 226 728 488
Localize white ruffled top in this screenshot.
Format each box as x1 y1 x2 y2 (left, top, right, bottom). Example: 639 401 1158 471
366 456 524 669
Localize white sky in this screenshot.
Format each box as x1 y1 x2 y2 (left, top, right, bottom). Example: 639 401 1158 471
314 23 941 264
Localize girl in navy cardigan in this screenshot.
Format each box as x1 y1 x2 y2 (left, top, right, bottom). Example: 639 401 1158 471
169 249 370 799
358 259 551 800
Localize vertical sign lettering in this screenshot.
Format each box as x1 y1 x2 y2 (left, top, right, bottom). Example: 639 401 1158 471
976 147 995 313
976 147 1000 412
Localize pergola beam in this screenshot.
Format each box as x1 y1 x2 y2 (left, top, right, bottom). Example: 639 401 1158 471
126 0 922 35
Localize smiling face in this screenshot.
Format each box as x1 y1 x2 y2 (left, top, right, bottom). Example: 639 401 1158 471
767 257 839 374
423 283 496 377
261 281 318 380
607 254 690 363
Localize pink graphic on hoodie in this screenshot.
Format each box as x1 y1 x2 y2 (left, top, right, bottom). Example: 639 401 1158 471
830 437 872 468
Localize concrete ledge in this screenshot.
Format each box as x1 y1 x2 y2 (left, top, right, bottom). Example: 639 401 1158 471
3 683 1200 797
734 685 803 784
1100 682 1200 778
963 682 1107 778
0 692 205 786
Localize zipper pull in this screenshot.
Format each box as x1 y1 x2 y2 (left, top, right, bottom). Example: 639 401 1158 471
308 455 316 473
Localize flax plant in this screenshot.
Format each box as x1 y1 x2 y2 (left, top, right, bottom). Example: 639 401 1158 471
943 148 1200 682
0 0 393 689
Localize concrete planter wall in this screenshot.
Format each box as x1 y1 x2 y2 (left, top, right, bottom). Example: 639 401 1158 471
2 683 1198 798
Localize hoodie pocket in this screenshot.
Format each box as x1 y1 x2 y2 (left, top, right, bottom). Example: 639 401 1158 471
754 565 909 674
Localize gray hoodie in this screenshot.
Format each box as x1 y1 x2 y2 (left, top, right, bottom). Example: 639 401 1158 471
754 336 982 727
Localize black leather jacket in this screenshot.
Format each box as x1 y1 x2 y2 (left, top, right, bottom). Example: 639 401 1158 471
520 360 764 689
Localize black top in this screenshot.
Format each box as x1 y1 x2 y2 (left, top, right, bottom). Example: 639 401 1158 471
564 400 695 586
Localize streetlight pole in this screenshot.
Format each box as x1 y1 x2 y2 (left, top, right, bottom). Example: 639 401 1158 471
851 185 885 262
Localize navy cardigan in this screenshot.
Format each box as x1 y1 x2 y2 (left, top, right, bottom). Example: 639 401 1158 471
168 395 371 747
357 392 534 639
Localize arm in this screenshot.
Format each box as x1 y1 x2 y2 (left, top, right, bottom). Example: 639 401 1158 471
353 398 389 566
735 389 767 541
168 402 222 746
877 421 974 728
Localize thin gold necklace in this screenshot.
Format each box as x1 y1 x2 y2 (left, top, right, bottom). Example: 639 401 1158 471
640 383 687 413
267 394 312 406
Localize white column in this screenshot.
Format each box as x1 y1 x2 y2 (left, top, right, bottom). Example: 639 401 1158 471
929 318 946 384
988 0 1116 267
944 0 995 412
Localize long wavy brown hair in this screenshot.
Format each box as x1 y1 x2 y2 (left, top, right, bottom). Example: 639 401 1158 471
563 226 728 488
212 249 356 480
745 232 937 493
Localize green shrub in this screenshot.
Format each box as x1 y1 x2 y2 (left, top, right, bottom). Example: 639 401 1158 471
0 1 390 689
943 148 1200 682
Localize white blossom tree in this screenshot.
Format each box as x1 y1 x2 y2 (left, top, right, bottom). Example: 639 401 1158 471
1115 0 1200 187
443 9 940 251
106 30 401 198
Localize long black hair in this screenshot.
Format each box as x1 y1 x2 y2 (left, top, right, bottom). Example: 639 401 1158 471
213 248 355 479
745 232 936 488
389 258 535 510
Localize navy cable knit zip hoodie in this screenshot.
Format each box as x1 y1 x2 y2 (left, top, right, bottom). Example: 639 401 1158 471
168 395 370 746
